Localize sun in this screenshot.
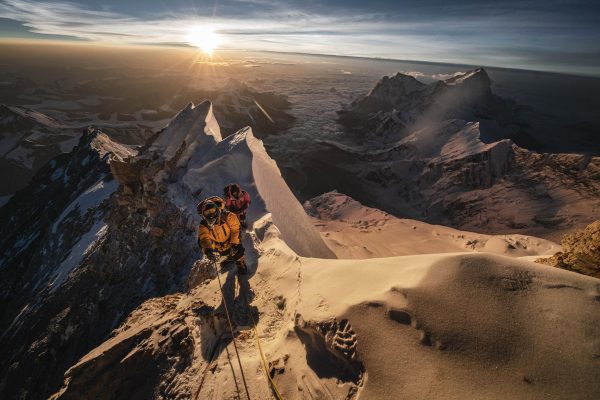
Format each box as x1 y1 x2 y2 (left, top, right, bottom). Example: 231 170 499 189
186 26 221 55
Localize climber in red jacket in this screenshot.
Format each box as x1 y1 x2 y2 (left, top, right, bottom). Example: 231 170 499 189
223 183 251 228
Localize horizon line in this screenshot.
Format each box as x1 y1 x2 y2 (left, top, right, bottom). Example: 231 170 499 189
1 37 599 80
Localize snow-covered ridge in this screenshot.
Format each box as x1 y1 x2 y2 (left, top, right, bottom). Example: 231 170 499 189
112 100 335 259
157 102 336 259
6 105 66 128
149 100 221 165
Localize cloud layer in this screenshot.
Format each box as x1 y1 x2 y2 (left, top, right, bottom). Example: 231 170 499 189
1 0 599 75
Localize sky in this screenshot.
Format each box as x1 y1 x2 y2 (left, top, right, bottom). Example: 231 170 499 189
0 0 599 76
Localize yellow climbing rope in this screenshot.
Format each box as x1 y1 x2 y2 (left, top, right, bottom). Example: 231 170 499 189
252 323 285 400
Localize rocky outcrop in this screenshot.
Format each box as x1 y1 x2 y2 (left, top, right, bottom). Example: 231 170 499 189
0 127 140 399
536 220 600 278
0 117 206 399
50 294 204 400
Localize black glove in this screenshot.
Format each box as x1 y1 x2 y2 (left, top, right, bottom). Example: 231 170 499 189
229 244 243 259
204 249 219 261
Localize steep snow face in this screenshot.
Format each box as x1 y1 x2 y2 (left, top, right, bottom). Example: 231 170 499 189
149 100 221 165
136 100 333 259
247 130 336 258
52 179 118 234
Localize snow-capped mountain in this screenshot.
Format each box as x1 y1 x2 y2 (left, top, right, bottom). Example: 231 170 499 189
0 105 81 203
338 68 535 147
285 70 600 241
1 99 599 400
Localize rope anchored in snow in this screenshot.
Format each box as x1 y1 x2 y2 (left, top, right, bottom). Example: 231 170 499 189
212 260 252 400
194 259 285 400
237 278 285 400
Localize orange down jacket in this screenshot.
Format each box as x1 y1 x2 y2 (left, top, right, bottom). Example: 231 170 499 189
197 211 241 252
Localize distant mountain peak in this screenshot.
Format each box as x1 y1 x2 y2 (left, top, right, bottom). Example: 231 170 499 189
148 100 221 166
368 72 426 99
444 67 490 86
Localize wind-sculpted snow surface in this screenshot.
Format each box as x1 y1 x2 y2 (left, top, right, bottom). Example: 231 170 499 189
305 191 561 259
51 208 600 400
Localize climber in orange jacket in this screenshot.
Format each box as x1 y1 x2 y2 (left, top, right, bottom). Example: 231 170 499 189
197 197 247 274
223 183 251 229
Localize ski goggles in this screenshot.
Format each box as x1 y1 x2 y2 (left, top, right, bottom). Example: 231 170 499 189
202 206 219 219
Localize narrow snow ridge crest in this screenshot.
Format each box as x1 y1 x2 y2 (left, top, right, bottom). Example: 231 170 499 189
149 100 221 164
246 127 337 259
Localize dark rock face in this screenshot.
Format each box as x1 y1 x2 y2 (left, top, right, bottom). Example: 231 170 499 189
0 124 200 399
49 293 210 400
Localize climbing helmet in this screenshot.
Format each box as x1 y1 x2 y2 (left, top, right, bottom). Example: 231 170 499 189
202 201 220 224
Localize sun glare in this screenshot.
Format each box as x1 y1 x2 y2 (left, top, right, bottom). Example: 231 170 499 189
186 26 221 55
